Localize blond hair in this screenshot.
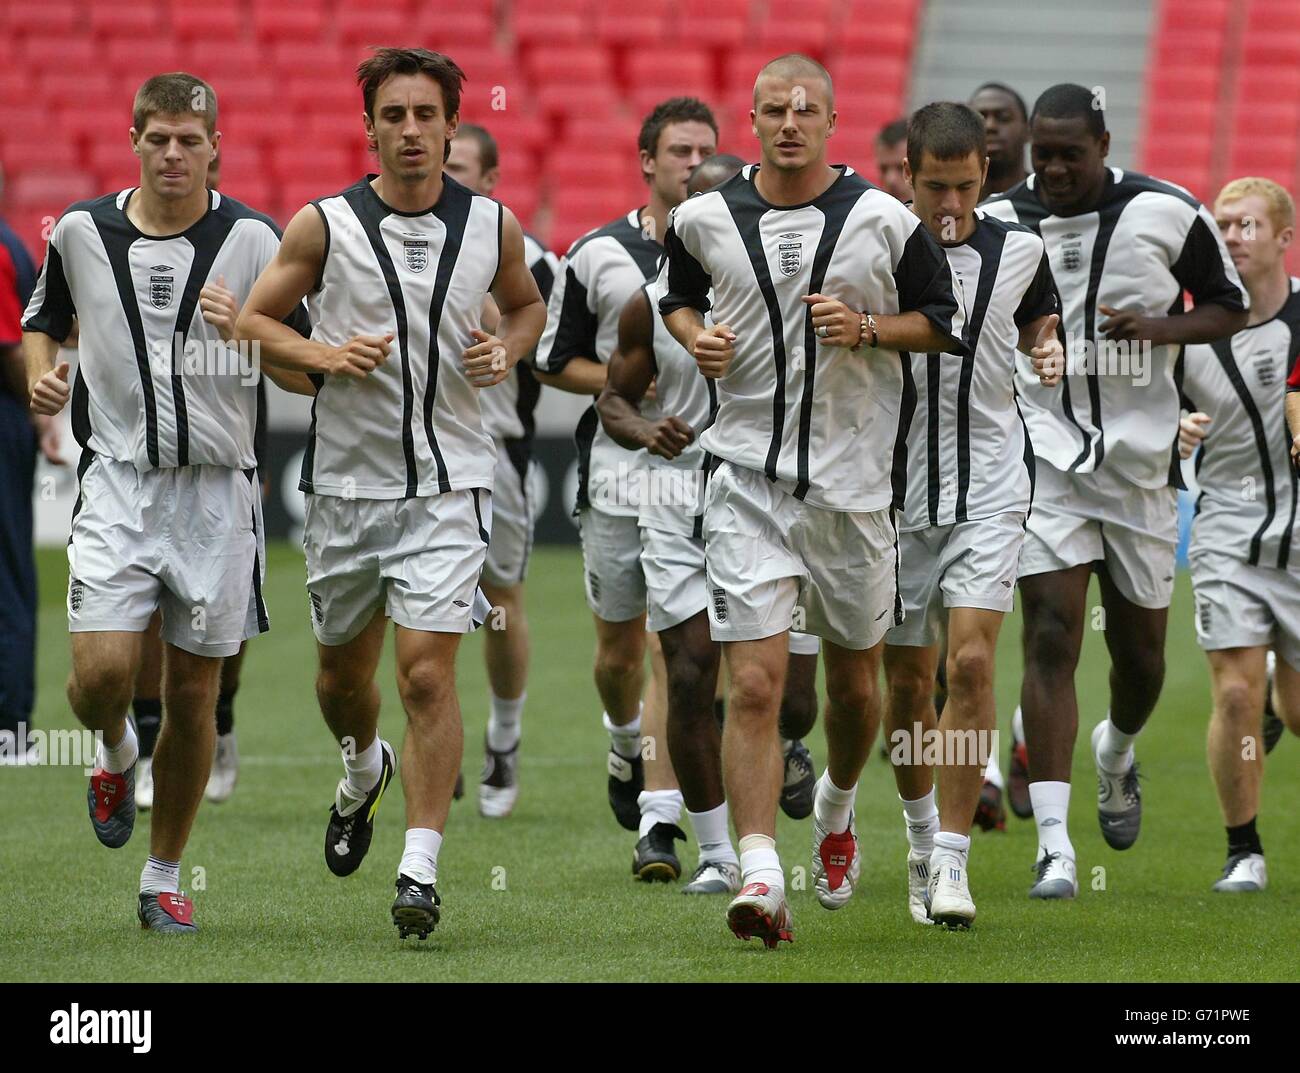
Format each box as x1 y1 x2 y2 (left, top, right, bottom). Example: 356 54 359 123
1215 176 1295 233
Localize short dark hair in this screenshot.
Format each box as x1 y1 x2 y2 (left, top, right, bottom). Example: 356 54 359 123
906 102 986 173
357 47 465 121
457 123 498 172
971 81 1028 121
688 153 746 196
876 117 909 148
133 72 217 135
1031 82 1105 139
638 97 718 160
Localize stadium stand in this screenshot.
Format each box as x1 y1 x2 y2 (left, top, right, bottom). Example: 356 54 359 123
0 0 924 259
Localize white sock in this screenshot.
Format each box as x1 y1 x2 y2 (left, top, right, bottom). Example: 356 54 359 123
340 734 383 808
603 706 642 760
98 720 139 775
813 770 856 833
1012 705 1025 744
487 692 525 752
398 827 442 885
1097 713 1137 773
932 829 971 871
900 788 940 856
637 788 683 838
984 748 1005 789
140 855 180 895
687 802 739 865
737 832 783 891
1029 780 1074 860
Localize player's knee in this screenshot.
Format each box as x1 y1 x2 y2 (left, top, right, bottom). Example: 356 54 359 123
825 673 875 721
397 660 454 714
316 665 371 711
947 643 994 699
1213 676 1257 727
594 643 642 684
1023 617 1081 679
885 661 931 720
778 689 816 740
727 663 781 723
1114 644 1165 703
69 660 135 712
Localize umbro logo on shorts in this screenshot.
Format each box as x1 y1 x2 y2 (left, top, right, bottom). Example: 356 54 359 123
453 599 468 608
310 592 323 625
587 572 601 601
68 578 84 615
711 588 728 623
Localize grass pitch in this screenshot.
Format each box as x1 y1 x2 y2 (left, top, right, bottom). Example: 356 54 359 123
1 543 1297 982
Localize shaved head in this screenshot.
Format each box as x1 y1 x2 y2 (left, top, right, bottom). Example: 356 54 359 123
688 153 745 196
753 53 834 108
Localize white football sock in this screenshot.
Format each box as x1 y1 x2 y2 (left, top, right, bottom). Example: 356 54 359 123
737 832 783 892
687 802 739 865
603 706 642 760
813 770 856 833
932 829 971 870
341 734 383 807
1012 705 1025 744
984 747 1005 789
1097 713 1137 773
637 788 683 838
140 855 180 895
1029 780 1074 860
398 827 442 885
98 720 139 775
900 788 939 855
486 692 525 752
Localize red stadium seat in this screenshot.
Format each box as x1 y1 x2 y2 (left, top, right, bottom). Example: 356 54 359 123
1246 0 1300 34
269 145 355 186
186 43 268 83
4 0 80 36
23 36 98 71
169 4 244 41
1228 138 1299 176
89 1 161 39
1229 103 1300 141
8 171 98 209
1236 65 1300 102
285 78 362 113
211 78 278 115
679 0 752 42
562 115 641 148
58 107 133 145
593 1 673 47
1240 34 1300 68
755 0 836 53
1147 66 1218 103
1144 133 1215 172
252 7 328 43
414 8 496 48
42 72 120 112
1143 100 1217 140
1 138 80 173
0 109 64 146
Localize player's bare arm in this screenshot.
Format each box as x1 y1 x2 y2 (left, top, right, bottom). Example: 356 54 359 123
662 306 735 379
466 207 546 388
236 205 391 380
1017 312 1064 385
597 292 693 458
23 330 68 416
802 292 958 355
1098 301 1247 347
533 357 607 395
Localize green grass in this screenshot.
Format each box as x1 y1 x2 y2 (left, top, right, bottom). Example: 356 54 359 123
2 543 1297 982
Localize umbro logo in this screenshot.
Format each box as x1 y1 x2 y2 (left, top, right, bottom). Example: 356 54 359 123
453 599 468 608
1001 579 1013 588
150 264 174 271
1041 817 1061 826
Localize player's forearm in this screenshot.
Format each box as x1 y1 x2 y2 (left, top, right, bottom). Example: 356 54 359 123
1286 391 1300 445
1157 303 1248 346
873 311 958 354
596 387 654 452
22 331 58 396
496 299 547 370
262 364 318 397
237 311 335 374
662 307 705 354
534 356 606 395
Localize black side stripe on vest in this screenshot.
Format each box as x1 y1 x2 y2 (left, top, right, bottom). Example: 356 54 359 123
1212 338 1276 566
168 208 237 467
1072 198 1124 471
724 197 788 483
955 228 1006 521
425 185 473 494
92 212 159 467
794 191 857 499
345 185 418 497
926 353 942 525
890 353 918 513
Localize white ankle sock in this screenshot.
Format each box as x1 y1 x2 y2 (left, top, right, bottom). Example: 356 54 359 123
687 802 739 865
637 788 683 837
932 829 971 869
900 788 939 855
737 833 783 891
603 707 642 760
1097 714 1137 773
1012 705 1025 744
140 855 180 895
487 692 525 752
984 747 1005 789
1029 780 1074 860
398 827 442 885
99 720 139 775
813 770 856 833
341 735 383 806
